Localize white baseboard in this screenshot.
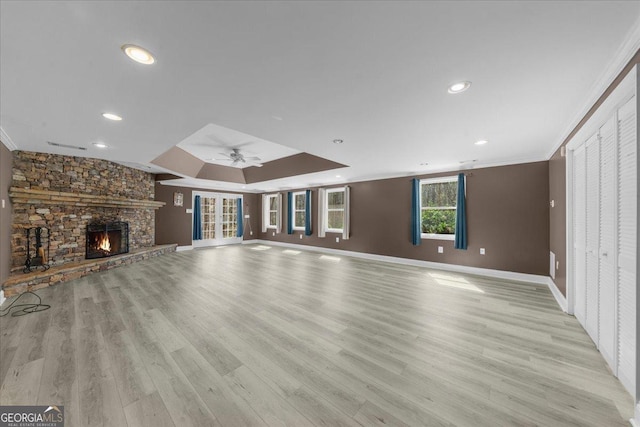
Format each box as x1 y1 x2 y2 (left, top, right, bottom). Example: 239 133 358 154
243 240 565 308
546 277 568 313
630 403 640 427
0 289 5 306
176 245 193 252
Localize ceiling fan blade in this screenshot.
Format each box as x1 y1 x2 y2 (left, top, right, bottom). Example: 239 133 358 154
232 141 254 149
217 153 232 158
205 134 232 147
244 156 261 161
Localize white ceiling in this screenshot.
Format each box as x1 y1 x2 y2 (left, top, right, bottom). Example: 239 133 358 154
1 1 639 191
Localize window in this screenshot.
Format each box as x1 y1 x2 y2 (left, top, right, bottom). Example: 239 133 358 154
420 176 458 240
266 194 279 229
293 191 306 230
325 188 345 232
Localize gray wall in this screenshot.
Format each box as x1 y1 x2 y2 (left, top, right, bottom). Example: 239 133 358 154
0 143 12 287
259 161 550 276
549 147 566 295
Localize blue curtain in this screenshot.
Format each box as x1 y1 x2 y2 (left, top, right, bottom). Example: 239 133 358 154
304 189 312 236
287 192 294 234
411 178 421 245
454 173 467 250
193 195 202 240
236 198 243 237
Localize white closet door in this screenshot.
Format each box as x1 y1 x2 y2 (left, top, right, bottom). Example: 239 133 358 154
573 145 587 325
598 117 617 370
616 95 637 395
585 134 600 344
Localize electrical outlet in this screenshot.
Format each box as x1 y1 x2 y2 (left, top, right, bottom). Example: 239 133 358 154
1 199 4 209
550 200 555 208
250 231 253 235
438 246 443 254
186 208 193 214
336 237 340 243
480 248 485 255
300 234 303 239
556 261 559 270
272 232 275 236
244 214 250 218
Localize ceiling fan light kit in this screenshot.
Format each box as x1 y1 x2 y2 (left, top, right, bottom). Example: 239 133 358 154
215 148 263 167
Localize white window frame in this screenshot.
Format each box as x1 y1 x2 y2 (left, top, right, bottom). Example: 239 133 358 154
265 194 279 229
420 176 457 241
324 187 346 233
292 191 306 231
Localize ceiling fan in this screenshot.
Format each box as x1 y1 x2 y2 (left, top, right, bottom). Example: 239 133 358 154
213 148 263 167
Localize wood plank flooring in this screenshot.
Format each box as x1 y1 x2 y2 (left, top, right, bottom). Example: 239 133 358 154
0 244 634 426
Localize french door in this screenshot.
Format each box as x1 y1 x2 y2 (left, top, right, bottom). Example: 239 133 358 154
193 192 242 247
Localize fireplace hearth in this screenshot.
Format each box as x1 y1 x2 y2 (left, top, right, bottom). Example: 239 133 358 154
86 221 129 259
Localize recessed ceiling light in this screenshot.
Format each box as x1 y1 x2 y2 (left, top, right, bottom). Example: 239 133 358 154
475 140 488 145
447 81 471 94
121 44 155 65
93 142 108 149
333 139 343 144
336 175 341 178
102 112 122 121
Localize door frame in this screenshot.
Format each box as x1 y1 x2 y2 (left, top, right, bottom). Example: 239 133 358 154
192 190 243 247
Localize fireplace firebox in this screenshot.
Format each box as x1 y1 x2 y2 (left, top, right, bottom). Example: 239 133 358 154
86 221 129 259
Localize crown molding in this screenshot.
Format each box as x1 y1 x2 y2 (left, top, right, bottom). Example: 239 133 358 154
0 126 18 151
547 16 640 159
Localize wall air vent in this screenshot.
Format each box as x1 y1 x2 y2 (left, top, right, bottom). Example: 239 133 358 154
47 141 87 151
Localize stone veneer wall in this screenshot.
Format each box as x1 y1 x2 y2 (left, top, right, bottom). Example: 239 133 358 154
10 151 156 272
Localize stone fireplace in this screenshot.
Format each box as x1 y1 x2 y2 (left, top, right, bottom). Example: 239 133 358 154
86 221 129 259
8 151 164 274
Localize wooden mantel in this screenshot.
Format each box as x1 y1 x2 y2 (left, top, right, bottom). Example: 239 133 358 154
9 187 166 209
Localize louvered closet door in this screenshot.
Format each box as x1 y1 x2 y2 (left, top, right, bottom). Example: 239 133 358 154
616 95 637 394
598 117 616 371
573 145 587 325
585 134 601 344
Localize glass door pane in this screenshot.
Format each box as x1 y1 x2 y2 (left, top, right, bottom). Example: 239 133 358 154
201 196 216 239
221 198 237 238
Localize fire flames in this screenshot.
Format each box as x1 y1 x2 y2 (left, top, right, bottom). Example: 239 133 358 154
98 234 111 252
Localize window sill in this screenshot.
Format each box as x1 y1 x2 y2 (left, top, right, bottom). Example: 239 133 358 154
325 229 344 234
292 227 305 231
421 233 455 241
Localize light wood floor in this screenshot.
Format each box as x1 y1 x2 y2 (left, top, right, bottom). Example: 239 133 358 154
0 244 634 426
